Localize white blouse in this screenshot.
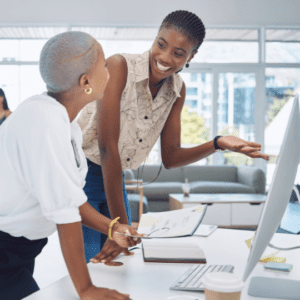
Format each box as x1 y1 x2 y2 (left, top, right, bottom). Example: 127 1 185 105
78 50 183 170
0 93 88 240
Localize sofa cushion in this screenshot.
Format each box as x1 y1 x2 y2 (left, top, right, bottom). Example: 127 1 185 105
142 182 183 199
183 165 238 182
133 165 183 183
190 181 256 194
127 194 148 222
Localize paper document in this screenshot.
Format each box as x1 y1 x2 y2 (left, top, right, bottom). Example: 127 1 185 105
142 239 206 263
137 205 207 238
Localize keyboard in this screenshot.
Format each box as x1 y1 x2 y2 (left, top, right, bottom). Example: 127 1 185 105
170 264 234 292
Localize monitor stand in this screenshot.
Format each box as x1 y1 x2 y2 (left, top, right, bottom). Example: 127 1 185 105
248 277 300 299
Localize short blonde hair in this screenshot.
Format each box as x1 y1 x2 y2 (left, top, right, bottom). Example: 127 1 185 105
39 31 100 93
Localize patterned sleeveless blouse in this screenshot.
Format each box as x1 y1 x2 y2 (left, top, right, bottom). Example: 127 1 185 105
77 50 183 170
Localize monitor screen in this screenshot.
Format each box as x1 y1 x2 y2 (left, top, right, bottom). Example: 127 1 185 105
242 95 300 282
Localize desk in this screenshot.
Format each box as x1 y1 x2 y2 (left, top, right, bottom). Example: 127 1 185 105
169 194 266 227
25 229 300 300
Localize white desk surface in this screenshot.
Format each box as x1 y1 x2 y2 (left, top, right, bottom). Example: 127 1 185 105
26 229 300 300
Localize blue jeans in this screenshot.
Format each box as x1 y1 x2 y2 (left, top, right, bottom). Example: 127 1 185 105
82 159 132 263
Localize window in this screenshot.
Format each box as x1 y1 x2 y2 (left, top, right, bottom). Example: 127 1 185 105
186 88 198 95
193 29 259 63
217 73 256 166
265 68 300 186
185 100 198 108
190 73 198 82
180 72 212 165
0 40 19 61
266 29 300 63
20 40 48 61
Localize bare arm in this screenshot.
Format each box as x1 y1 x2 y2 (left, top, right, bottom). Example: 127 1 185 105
79 201 111 232
56 222 93 296
161 82 268 169
57 222 133 299
97 54 128 224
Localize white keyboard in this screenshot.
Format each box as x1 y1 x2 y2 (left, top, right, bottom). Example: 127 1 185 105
170 264 234 292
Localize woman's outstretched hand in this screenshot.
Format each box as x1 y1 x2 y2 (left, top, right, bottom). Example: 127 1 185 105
217 136 269 161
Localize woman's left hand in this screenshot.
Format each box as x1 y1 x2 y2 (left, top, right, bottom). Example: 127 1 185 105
89 224 144 264
217 136 269 161
90 239 134 264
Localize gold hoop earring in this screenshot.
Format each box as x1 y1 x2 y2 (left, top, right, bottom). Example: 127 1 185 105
85 88 92 95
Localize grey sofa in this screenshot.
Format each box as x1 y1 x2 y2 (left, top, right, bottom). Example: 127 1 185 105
125 165 266 212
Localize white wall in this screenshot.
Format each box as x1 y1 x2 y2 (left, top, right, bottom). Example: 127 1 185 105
1 0 300 27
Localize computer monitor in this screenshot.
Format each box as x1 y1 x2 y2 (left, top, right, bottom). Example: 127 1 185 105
242 95 300 299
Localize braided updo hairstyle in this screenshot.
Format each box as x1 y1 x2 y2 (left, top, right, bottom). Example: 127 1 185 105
159 10 206 52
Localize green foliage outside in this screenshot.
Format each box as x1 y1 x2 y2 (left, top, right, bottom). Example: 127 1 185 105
180 106 254 166
181 106 210 144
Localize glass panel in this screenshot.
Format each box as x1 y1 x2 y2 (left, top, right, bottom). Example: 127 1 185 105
266 42 300 63
193 42 258 63
20 66 46 102
206 29 258 41
20 40 47 61
265 68 300 187
0 40 19 61
97 40 153 58
266 29 300 42
217 73 256 166
180 72 212 165
0 66 19 111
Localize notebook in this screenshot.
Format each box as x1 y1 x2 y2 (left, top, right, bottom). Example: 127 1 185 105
142 239 206 264
136 205 207 238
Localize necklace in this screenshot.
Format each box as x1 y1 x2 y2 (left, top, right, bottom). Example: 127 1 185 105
149 63 166 89
150 78 165 89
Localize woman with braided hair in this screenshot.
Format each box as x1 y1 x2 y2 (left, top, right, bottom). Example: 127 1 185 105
78 10 269 264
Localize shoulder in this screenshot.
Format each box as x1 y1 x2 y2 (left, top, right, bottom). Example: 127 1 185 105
105 54 128 92
12 94 69 134
106 54 128 74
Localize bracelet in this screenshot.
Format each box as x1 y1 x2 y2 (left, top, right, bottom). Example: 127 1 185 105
108 217 120 240
213 135 224 151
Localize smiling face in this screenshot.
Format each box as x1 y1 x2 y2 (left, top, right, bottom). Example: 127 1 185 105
149 26 197 82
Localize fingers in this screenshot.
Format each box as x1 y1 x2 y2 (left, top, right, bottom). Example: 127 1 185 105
100 253 119 263
90 249 120 263
246 141 262 148
123 248 135 256
110 289 131 300
90 240 123 263
247 151 269 160
239 146 261 153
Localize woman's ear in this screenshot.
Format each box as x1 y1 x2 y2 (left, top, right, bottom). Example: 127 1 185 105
188 50 198 64
79 74 90 90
